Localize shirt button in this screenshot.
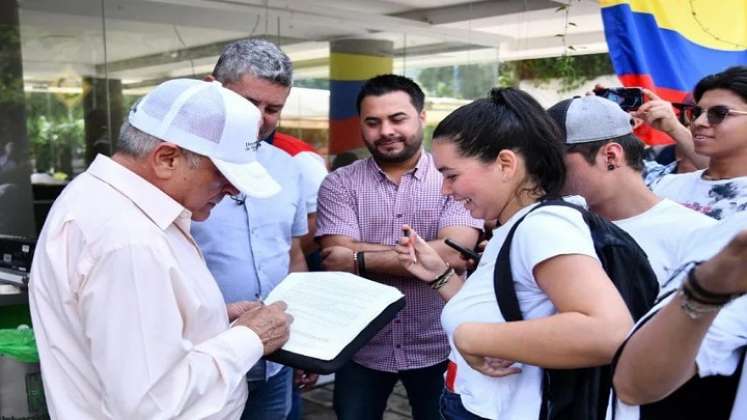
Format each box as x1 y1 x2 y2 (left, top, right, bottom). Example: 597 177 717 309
396 344 402 349
396 214 402 218
394 319 401 324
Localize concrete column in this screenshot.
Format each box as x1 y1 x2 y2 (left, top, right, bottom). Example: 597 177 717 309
82 77 123 165
328 39 393 155
0 0 36 237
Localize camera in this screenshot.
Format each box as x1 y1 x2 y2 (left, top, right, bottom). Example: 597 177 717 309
594 87 644 111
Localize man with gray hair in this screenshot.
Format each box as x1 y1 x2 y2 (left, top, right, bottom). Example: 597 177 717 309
210 39 327 254
192 38 321 419
29 79 293 419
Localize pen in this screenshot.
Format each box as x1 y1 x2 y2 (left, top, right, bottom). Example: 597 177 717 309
403 227 417 263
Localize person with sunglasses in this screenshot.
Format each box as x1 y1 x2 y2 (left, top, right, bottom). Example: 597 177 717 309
637 91 708 188
651 66 747 220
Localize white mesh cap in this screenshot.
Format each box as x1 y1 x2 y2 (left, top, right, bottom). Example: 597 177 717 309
128 78 281 198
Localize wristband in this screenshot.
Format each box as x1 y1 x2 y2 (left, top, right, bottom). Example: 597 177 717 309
678 264 742 319
358 251 366 276
684 263 738 304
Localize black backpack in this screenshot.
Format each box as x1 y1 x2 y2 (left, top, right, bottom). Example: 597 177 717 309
493 199 659 420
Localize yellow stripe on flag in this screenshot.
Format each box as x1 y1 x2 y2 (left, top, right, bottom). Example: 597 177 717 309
330 52 393 81
599 0 747 51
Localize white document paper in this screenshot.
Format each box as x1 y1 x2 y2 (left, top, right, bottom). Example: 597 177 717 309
264 272 404 361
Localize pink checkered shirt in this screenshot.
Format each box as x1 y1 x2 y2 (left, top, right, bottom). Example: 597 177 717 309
316 151 483 372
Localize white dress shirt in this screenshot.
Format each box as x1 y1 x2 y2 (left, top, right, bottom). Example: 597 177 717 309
29 155 263 419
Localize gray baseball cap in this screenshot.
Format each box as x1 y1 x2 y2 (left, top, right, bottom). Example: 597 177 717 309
547 95 634 144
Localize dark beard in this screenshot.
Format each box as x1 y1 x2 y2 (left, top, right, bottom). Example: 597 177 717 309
365 135 423 164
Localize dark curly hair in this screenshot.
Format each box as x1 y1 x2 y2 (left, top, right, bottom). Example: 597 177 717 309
694 66 747 103
432 87 566 200
355 74 425 114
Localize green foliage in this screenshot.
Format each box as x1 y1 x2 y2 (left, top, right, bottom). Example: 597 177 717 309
0 77 24 107
417 63 499 99
495 0 613 92
25 92 85 174
26 114 84 174
415 54 612 97
500 54 614 91
0 25 24 107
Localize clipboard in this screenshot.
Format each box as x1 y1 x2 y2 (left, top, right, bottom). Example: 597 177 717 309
265 296 405 374
261 272 407 374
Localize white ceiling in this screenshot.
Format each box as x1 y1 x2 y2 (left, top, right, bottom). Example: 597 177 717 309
17 0 609 89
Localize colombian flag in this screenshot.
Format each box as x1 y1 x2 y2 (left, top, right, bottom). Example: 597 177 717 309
600 0 747 144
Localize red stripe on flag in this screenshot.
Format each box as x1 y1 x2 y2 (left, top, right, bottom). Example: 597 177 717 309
618 74 688 103
329 117 363 154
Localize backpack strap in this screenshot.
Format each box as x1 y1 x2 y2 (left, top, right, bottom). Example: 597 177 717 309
608 261 701 419
607 294 670 420
493 199 578 322
494 199 590 420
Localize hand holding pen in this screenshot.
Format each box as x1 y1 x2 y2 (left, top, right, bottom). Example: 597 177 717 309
402 225 417 263
395 224 450 283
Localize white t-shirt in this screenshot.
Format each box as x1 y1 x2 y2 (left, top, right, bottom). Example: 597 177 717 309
613 199 716 296
441 203 597 420
653 170 747 220
610 212 747 420
690 212 747 420
696 296 747 420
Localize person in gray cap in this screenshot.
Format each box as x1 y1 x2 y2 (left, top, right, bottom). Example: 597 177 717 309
548 95 716 296
29 78 292 420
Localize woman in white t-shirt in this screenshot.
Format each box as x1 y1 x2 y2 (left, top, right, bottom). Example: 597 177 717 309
395 88 633 420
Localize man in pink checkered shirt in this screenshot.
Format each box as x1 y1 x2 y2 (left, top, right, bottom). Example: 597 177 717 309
316 74 482 420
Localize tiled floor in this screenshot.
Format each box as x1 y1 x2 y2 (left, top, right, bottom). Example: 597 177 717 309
301 381 413 420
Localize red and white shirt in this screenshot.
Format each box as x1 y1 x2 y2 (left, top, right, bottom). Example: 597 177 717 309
272 132 327 213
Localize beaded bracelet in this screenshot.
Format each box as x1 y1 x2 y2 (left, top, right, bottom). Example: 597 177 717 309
679 264 742 319
427 265 455 290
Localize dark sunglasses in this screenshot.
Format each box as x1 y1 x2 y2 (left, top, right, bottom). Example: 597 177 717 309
682 105 747 125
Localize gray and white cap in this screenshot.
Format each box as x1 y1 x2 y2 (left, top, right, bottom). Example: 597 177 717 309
547 95 634 144
129 78 281 198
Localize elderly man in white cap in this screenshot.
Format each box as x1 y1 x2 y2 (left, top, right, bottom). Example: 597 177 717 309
28 79 292 419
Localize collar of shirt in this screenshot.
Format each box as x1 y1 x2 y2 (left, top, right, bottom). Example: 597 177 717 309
262 130 276 145
87 155 190 232
368 148 429 183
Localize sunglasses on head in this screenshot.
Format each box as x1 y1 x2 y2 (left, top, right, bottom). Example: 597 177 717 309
682 105 747 125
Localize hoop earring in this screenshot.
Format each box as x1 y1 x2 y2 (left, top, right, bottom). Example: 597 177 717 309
607 163 615 171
